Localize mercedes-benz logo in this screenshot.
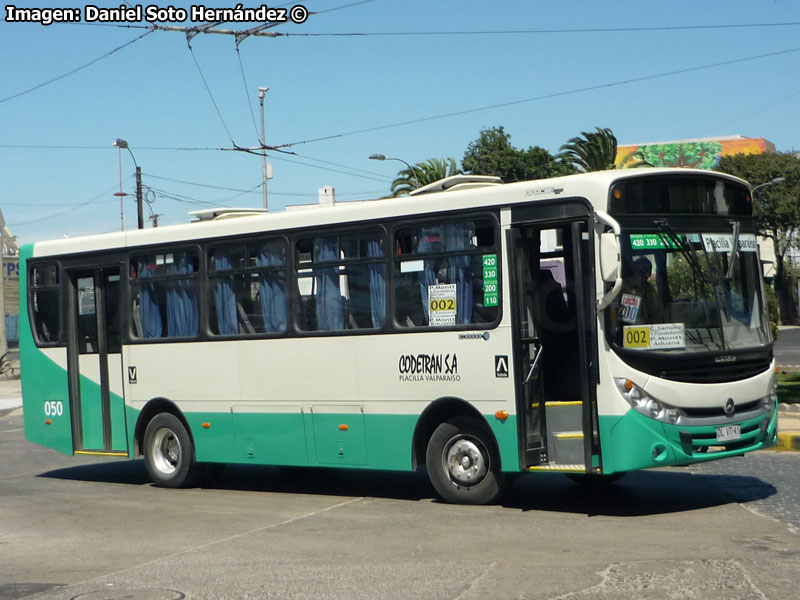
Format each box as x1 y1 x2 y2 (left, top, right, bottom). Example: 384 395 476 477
724 398 735 415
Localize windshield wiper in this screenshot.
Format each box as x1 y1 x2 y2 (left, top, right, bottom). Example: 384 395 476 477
654 221 726 351
726 220 740 280
654 221 708 290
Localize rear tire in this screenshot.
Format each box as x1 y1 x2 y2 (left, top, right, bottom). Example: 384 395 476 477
426 417 504 505
143 413 201 488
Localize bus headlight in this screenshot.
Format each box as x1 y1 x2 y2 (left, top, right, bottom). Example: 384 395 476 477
614 378 683 424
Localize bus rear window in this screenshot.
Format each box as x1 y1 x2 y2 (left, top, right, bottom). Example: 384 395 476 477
609 176 752 216
30 264 61 345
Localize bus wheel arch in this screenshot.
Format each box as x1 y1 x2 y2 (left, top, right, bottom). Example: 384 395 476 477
413 398 504 504
134 398 193 457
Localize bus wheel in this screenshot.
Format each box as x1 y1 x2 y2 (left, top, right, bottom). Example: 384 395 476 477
143 413 200 488
426 417 504 505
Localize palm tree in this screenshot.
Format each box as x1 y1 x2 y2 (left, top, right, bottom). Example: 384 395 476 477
559 127 620 172
391 157 461 197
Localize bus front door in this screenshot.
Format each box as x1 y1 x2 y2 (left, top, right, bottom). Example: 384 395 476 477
66 267 128 456
509 219 599 472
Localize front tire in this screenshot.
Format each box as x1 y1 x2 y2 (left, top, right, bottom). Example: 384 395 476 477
426 417 504 505
143 413 200 488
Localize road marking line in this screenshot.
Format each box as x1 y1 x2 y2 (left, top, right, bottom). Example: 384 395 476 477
62 496 364 589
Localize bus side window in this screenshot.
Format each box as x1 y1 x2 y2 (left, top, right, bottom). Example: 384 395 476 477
208 240 288 337
130 251 200 340
295 231 386 333
30 264 61 345
394 219 499 329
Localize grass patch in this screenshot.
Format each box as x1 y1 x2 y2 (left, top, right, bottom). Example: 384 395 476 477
777 372 800 405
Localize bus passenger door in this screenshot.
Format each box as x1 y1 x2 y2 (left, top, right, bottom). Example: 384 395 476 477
509 219 599 472
66 267 128 455
508 227 546 467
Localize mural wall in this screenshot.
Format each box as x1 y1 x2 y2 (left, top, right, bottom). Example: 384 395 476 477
615 136 775 170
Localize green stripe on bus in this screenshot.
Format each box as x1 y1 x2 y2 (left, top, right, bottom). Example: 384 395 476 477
127 408 520 472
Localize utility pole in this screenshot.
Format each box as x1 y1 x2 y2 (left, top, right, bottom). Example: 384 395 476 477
258 86 270 211
135 166 144 229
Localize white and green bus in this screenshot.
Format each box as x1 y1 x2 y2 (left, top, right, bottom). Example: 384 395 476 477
21 168 778 504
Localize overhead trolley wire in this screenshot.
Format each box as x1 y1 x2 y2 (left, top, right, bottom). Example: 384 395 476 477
274 21 800 37
0 30 154 105
274 45 800 149
186 36 237 146
57 21 800 35
8 181 128 226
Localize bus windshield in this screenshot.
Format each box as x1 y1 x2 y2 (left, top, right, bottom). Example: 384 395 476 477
607 228 770 355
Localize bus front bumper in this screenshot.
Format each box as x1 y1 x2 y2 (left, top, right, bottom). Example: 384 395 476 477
599 407 778 474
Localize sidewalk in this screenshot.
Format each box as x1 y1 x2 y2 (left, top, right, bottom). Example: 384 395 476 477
0 376 22 415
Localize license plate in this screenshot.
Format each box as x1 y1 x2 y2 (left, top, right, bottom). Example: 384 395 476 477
716 425 741 443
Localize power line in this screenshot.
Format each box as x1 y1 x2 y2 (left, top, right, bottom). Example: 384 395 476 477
8 182 125 226
273 22 800 37
289 152 394 181
56 21 800 35
145 173 261 193
0 31 154 105
692 87 800 138
313 0 376 16
148 186 226 208
186 39 236 145
275 45 800 149
0 144 219 151
269 153 394 183
236 45 262 144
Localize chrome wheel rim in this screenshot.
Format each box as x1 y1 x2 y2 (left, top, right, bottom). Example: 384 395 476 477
443 436 488 487
152 427 181 475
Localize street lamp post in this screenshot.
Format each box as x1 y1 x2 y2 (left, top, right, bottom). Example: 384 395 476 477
369 153 420 191
113 138 144 229
752 177 786 197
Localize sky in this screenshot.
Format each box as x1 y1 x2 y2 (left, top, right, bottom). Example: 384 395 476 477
1 0 800 246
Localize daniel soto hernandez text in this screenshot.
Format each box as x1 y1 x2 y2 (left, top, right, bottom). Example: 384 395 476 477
5 4 310 26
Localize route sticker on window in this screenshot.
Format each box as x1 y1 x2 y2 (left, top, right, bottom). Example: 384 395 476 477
702 233 758 253
482 254 499 307
619 294 641 323
429 284 457 326
623 323 685 350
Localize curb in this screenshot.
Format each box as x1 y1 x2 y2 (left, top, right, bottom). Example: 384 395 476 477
776 431 800 452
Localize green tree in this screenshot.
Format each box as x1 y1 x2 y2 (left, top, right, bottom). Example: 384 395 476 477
559 127 620 172
462 126 574 182
390 157 461 197
716 152 800 324
639 141 722 169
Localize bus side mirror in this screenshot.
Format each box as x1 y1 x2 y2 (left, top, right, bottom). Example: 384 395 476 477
594 210 623 310
600 232 619 282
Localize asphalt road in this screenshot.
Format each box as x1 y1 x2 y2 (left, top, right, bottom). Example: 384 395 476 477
1 409 799 600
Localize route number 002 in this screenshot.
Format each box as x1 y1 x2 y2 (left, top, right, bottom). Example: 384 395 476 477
44 400 63 417
430 299 456 311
